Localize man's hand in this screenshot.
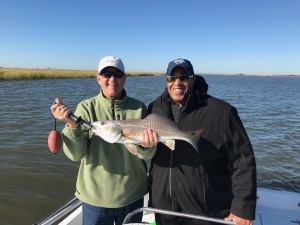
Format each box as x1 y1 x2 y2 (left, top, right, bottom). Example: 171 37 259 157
50 98 78 128
225 213 253 225
139 129 159 148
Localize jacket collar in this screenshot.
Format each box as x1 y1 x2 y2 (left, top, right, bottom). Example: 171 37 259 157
99 89 128 108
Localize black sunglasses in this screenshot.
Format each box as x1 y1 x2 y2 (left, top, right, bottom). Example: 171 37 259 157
166 74 193 82
100 71 125 78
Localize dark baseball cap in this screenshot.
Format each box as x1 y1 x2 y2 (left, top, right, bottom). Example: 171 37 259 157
166 58 194 75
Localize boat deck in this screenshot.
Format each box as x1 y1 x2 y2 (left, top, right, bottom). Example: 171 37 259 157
35 188 300 225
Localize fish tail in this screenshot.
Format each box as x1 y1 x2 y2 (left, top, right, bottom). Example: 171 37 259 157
191 128 205 151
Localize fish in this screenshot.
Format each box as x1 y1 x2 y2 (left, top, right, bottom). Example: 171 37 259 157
91 114 204 155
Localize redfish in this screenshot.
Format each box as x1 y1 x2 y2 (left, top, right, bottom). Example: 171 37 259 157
92 114 203 155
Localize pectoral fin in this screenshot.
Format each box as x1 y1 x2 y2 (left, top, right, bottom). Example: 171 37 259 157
161 140 175 150
125 144 138 155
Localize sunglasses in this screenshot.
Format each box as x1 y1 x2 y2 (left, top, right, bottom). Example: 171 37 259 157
100 71 125 78
166 74 194 82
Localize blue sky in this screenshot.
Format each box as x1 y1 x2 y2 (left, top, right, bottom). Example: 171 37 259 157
1 0 300 75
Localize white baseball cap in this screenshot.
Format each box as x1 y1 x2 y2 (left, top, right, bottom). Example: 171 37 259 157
97 56 125 74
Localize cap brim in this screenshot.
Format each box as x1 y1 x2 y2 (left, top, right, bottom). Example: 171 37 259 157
99 66 123 74
167 65 190 75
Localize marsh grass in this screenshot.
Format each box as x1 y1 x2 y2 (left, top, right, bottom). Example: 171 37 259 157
0 68 163 80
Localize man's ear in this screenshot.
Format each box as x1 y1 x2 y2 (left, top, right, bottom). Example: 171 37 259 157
96 74 101 83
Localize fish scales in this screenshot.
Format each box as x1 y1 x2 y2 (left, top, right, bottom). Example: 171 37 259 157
119 117 179 133
118 116 193 142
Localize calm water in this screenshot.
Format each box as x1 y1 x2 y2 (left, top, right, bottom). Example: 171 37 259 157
0 75 299 225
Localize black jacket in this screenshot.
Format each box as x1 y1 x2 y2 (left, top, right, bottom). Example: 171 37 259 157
148 76 257 221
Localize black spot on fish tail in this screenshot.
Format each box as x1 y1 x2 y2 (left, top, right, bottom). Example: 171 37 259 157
193 128 205 139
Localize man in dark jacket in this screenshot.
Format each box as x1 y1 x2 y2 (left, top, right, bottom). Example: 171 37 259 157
148 58 257 225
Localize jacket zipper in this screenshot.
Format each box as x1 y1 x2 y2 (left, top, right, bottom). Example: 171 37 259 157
169 107 182 211
111 99 115 120
169 151 175 211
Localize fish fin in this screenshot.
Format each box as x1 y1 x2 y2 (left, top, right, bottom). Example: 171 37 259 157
125 144 138 155
162 140 175 150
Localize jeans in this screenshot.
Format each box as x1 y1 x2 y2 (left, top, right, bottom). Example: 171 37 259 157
82 197 144 225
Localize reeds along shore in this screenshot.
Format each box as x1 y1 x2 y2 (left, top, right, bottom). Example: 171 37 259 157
0 68 163 80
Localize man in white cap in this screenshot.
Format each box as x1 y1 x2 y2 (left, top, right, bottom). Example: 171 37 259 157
51 56 158 225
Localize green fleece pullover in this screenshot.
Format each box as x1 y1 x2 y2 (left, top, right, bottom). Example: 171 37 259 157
62 92 156 208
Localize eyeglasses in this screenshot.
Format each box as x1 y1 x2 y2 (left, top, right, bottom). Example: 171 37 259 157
166 74 193 82
100 71 125 78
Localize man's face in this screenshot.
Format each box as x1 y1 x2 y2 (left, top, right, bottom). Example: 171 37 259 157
96 67 126 99
167 67 194 106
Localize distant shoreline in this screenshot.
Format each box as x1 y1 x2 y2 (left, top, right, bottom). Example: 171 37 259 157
0 68 164 80
199 73 300 78
0 68 299 80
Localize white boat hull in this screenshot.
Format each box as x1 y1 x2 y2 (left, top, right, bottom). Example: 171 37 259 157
35 188 300 225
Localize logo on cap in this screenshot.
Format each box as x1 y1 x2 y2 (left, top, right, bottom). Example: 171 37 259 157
106 58 118 63
173 59 185 64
